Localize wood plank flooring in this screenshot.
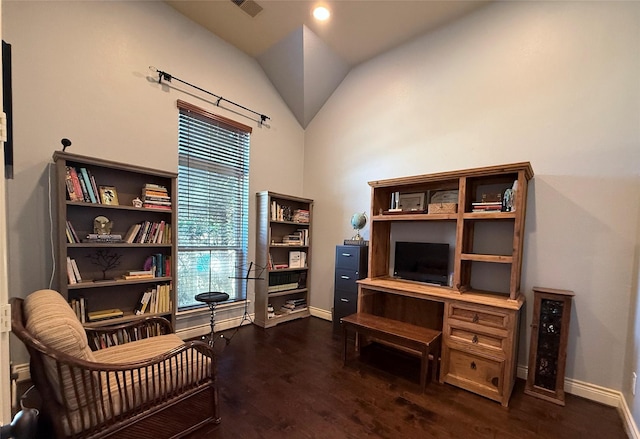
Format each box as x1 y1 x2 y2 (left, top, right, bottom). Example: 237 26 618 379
189 317 628 439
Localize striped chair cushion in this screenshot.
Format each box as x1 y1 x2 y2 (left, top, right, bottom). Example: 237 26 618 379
24 289 96 411
62 334 212 435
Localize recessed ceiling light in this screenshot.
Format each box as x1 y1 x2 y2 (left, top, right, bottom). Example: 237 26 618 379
313 6 330 21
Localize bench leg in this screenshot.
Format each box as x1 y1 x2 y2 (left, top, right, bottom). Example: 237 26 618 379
420 346 429 391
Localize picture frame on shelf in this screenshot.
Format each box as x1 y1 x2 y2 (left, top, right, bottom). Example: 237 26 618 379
398 192 425 211
99 186 119 205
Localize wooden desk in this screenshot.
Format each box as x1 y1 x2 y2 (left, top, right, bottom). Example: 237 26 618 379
357 277 524 407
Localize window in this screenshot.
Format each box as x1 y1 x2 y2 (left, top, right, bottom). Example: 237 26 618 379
176 100 251 310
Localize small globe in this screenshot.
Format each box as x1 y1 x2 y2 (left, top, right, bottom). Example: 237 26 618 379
350 212 367 240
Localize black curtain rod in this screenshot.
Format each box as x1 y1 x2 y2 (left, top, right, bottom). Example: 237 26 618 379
149 66 270 125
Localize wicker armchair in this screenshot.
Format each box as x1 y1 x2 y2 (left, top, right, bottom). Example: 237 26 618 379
10 289 220 439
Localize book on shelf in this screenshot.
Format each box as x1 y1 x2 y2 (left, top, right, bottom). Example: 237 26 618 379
288 251 302 268
134 291 152 315
88 308 124 322
67 167 85 203
69 297 87 323
273 263 289 270
79 168 98 204
66 256 83 284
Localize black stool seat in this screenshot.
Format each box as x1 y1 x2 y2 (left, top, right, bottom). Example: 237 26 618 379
195 291 229 304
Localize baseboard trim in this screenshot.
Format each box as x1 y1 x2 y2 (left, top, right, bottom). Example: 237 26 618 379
175 313 255 341
309 306 332 321
517 365 638 438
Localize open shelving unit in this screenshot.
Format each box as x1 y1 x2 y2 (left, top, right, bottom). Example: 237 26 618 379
359 162 533 406
254 191 313 328
53 151 177 328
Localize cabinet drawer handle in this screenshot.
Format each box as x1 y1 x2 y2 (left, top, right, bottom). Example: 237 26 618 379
340 275 351 280
472 335 478 344
340 298 350 303
472 314 479 323
341 253 352 257
470 362 477 370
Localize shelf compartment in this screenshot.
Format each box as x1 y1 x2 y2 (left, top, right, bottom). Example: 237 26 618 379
372 213 458 221
68 276 172 289
83 311 172 328
460 254 513 264
268 288 308 298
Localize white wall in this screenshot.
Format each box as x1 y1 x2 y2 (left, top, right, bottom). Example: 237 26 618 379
3 0 304 365
304 0 640 394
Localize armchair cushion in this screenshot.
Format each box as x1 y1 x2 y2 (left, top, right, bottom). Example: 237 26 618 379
23 289 95 362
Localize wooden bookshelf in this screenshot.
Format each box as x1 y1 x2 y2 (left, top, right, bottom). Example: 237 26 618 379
255 191 313 328
53 151 177 328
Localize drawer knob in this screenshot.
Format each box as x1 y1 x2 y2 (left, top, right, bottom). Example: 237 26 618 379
472 314 479 323
340 298 350 303
472 335 478 344
341 253 352 257
470 362 477 370
341 275 351 280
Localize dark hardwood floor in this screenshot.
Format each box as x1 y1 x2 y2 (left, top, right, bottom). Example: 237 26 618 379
189 317 627 439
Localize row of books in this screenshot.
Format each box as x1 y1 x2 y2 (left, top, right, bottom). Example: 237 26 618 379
66 256 83 284
134 283 172 315
65 166 101 203
69 296 87 323
66 221 80 243
268 271 305 293
123 220 171 244
144 253 171 277
141 183 172 210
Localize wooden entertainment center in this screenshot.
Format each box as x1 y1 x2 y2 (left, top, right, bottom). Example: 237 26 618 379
355 162 533 406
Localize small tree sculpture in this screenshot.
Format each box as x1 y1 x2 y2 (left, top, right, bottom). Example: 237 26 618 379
87 249 122 280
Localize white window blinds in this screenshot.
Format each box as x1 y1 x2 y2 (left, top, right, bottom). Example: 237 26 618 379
176 100 251 309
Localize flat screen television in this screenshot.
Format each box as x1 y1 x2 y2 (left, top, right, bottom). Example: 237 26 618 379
393 241 449 286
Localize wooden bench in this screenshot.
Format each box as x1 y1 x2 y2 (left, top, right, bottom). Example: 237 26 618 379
341 312 442 391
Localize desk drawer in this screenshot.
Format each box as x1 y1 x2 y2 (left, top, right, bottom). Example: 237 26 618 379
445 348 503 398
447 326 504 353
335 246 368 273
335 269 360 292
448 303 509 330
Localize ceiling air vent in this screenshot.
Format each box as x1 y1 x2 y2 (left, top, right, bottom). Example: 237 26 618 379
231 0 263 18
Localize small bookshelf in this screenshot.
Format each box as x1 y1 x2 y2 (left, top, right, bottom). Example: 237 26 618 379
53 151 177 328
255 191 313 328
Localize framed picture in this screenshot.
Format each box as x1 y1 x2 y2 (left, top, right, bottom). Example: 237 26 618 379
99 186 119 205
398 192 425 211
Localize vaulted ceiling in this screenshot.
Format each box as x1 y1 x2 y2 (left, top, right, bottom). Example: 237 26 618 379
166 1 491 127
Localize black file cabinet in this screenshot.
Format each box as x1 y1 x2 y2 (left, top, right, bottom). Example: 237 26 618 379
333 245 368 334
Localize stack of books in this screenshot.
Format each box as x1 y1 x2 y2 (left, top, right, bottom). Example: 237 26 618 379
83 233 123 243
142 183 172 210
471 201 503 212
292 209 309 223
122 269 154 280
87 308 124 322
280 298 307 314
